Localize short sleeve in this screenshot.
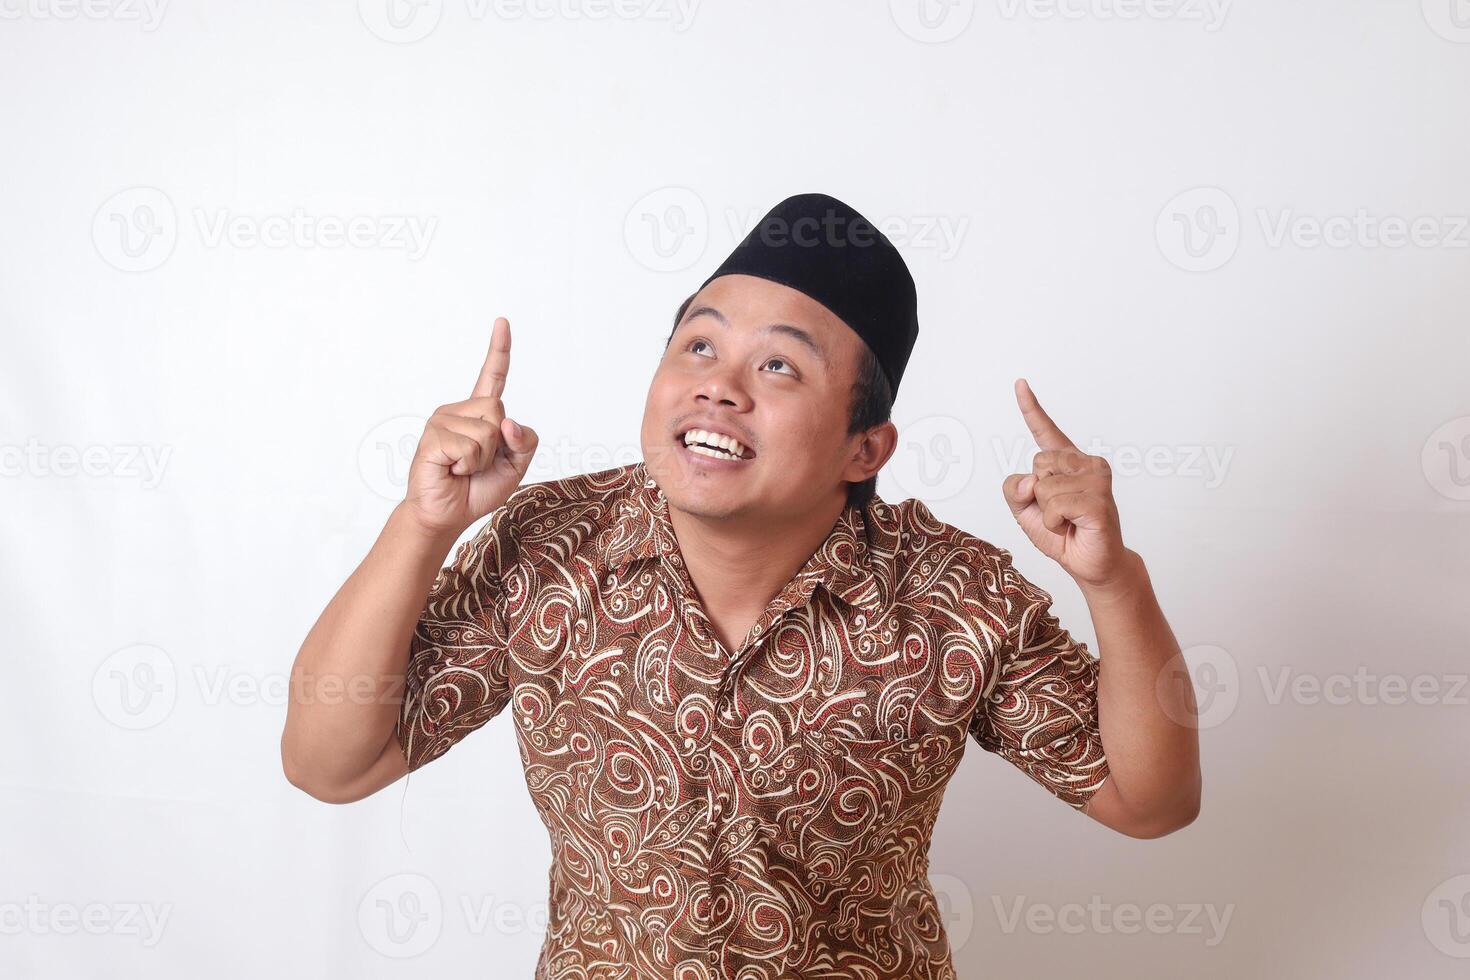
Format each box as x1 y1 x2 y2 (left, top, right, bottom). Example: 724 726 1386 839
969 549 1110 810
395 502 520 773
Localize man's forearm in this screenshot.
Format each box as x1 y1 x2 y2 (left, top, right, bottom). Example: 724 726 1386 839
280 503 461 798
1079 549 1202 835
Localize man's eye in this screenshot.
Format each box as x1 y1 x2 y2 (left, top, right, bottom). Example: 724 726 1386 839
688 339 713 357
764 357 796 376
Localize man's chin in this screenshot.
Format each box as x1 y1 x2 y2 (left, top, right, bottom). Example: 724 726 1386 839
645 447 740 493
660 483 749 522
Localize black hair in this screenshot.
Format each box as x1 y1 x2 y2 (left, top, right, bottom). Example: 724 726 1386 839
662 292 893 510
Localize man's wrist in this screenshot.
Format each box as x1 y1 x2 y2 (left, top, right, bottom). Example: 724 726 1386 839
1077 548 1148 606
389 501 466 556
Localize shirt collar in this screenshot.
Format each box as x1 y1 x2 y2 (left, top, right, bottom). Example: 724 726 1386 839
596 461 890 617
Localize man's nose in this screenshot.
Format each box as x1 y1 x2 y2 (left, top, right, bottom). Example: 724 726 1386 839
694 364 751 409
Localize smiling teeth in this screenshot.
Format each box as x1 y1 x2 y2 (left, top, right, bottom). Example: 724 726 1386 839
683 429 745 459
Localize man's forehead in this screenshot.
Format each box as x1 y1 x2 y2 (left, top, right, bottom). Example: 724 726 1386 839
682 274 857 357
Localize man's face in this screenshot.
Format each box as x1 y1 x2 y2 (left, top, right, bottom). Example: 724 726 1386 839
640 273 891 525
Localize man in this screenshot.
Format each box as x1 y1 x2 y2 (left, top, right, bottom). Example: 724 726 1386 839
281 193 1201 979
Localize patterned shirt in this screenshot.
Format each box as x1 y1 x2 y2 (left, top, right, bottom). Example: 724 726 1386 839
396 460 1109 980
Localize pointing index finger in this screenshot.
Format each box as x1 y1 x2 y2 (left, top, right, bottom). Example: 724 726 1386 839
1014 377 1077 451
472 316 512 400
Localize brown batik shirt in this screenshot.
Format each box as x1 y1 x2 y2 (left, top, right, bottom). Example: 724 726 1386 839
396 460 1109 979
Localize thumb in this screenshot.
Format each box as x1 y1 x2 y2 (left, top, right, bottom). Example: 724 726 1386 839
1002 473 1036 516
500 417 538 474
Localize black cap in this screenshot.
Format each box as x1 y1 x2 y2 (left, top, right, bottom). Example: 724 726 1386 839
698 192 920 396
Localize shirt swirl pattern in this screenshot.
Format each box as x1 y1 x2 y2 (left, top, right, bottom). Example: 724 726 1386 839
397 461 1109 979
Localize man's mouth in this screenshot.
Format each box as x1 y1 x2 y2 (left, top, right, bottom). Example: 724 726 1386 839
676 426 755 463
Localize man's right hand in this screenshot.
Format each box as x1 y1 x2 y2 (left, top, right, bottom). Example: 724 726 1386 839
404 316 539 536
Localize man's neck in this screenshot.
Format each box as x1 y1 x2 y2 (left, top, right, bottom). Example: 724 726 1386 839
666 496 847 649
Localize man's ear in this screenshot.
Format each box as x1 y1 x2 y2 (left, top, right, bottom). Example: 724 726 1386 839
840 421 898 484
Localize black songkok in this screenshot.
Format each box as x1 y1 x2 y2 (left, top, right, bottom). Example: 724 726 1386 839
698 192 920 396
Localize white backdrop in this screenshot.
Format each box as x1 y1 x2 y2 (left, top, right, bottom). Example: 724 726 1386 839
3 1 1469 977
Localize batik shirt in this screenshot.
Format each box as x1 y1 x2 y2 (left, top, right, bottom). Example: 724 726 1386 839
396 461 1109 979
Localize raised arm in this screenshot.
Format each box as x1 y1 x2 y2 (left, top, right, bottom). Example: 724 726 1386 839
280 317 539 803
1000 378 1201 838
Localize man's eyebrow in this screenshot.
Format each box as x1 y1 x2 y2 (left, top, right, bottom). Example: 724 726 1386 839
680 305 828 364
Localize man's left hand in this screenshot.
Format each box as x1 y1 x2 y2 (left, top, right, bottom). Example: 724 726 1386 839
1001 378 1130 590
